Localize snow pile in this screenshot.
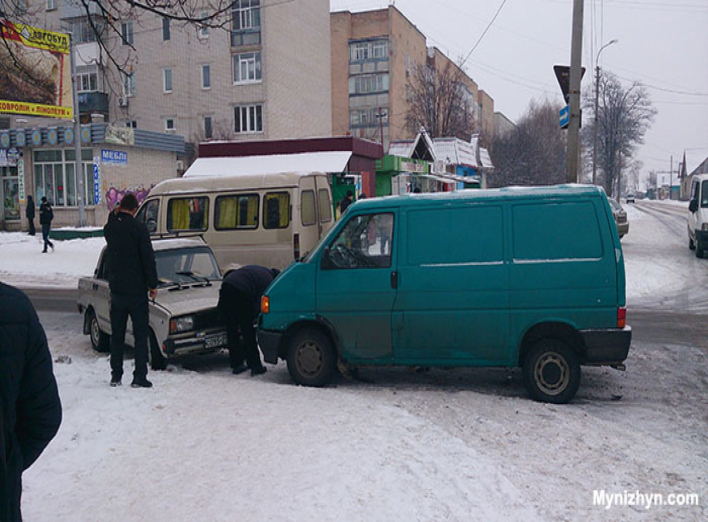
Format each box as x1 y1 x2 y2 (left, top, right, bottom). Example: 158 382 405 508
0 232 104 288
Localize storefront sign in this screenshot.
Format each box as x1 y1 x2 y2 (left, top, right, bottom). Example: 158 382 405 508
15 130 25 147
0 148 17 167
101 149 128 165
64 127 74 144
92 157 101 205
18 158 25 203
401 160 427 173
0 132 9 148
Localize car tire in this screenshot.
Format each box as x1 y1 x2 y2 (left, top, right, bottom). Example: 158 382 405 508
689 236 696 251
286 327 336 387
149 330 168 370
88 309 110 353
522 339 581 404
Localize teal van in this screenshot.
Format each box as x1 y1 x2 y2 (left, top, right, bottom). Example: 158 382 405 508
257 185 631 403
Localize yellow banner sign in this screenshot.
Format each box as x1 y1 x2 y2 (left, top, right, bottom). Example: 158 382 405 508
0 19 73 120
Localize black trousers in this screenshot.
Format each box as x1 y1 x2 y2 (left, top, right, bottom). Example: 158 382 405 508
41 223 53 251
28 218 35 235
218 284 262 369
110 292 149 379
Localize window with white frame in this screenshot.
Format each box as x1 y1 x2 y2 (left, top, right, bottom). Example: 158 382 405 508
350 108 386 128
165 118 175 131
349 39 388 62
76 65 99 93
348 73 389 95
203 116 213 139
162 17 171 41
121 21 133 45
234 104 263 133
231 0 261 46
163 68 173 93
33 149 93 208
122 71 136 96
232 52 261 83
200 10 209 37
202 64 211 89
125 120 137 128
46 0 57 11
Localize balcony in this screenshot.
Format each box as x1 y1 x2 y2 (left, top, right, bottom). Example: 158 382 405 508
78 92 109 114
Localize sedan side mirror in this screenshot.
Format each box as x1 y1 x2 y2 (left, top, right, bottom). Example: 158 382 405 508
689 200 698 213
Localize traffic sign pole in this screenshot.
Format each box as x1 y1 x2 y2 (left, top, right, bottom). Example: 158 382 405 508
566 0 584 183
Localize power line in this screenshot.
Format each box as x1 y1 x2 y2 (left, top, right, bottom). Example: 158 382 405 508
615 74 708 97
460 0 509 68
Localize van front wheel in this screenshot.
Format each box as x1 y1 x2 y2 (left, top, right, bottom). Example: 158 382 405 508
523 340 580 404
286 327 336 387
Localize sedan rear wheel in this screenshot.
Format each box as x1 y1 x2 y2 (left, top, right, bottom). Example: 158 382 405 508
88 310 110 353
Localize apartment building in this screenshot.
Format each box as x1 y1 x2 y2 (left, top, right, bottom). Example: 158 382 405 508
3 0 332 142
331 6 494 151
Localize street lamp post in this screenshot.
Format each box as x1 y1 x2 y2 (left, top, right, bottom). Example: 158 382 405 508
592 39 618 186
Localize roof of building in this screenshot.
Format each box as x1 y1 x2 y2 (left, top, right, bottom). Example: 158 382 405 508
183 152 352 178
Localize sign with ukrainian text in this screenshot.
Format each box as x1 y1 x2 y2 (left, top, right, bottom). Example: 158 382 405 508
0 20 73 119
101 149 128 165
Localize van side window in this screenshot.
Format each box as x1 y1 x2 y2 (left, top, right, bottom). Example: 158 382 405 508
513 202 602 261
318 189 332 223
325 213 393 269
167 197 209 232
215 194 259 230
407 206 503 266
702 181 708 208
301 190 316 226
264 192 290 229
135 199 159 235
690 181 699 203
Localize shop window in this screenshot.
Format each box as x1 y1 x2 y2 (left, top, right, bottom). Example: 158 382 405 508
214 194 259 230
167 197 209 231
263 192 290 229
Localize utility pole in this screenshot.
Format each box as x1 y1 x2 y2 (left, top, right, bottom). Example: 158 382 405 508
669 155 673 200
592 39 618 185
566 0 584 183
376 107 387 149
70 34 87 227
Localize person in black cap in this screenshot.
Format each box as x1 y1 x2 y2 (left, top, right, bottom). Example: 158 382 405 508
218 265 280 376
339 190 354 214
39 196 54 253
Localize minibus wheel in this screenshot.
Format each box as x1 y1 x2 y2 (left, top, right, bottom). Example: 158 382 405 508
287 327 336 387
523 339 580 404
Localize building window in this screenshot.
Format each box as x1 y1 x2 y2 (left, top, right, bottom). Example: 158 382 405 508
350 108 387 128
162 17 171 41
234 104 263 133
231 0 261 46
163 68 173 93
232 52 261 84
46 0 57 11
68 16 105 44
200 11 209 38
165 118 175 132
33 149 93 208
121 21 133 45
125 120 137 128
76 66 99 93
349 39 388 62
202 64 211 89
122 71 136 96
348 73 389 95
203 116 212 139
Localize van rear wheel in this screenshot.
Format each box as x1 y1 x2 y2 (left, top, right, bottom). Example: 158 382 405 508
523 339 580 404
286 327 336 387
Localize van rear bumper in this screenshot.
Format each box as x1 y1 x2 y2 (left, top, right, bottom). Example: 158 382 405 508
258 329 283 364
580 326 632 363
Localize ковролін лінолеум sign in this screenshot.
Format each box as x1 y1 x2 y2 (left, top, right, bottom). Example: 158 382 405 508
0 20 73 119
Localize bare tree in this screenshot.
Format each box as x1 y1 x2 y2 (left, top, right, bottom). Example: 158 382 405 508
406 59 476 141
583 71 656 196
647 170 658 193
488 100 566 187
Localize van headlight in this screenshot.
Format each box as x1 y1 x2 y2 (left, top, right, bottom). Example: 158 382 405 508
170 315 195 334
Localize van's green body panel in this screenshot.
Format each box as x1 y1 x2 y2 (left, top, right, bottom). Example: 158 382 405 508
258 185 631 369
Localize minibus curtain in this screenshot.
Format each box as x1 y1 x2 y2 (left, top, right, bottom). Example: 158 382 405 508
264 193 289 228
240 196 258 227
218 197 237 229
170 199 190 230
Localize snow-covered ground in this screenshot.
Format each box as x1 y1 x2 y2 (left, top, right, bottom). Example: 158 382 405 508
4 199 708 521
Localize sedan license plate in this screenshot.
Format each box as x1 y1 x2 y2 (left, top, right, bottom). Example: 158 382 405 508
205 334 228 349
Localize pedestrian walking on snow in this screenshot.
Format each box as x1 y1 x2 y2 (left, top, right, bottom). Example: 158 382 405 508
39 197 54 253
103 193 159 388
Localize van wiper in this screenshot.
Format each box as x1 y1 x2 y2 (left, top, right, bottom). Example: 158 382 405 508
176 270 212 286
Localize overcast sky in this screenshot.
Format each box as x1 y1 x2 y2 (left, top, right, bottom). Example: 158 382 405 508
331 0 708 179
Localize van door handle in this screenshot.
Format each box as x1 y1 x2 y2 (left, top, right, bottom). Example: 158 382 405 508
390 271 398 289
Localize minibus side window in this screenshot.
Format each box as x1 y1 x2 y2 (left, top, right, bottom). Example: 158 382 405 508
323 213 393 269
301 190 316 226
215 194 259 230
264 192 290 229
318 189 332 223
167 197 209 232
135 199 159 235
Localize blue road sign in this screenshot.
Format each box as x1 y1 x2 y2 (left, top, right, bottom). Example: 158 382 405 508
559 105 570 128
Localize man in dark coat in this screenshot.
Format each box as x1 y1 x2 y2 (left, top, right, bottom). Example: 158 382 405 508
39 196 54 253
25 195 35 236
218 266 279 376
103 194 159 388
0 283 62 522
339 190 354 215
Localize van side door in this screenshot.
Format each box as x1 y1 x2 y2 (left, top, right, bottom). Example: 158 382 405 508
317 210 397 362
392 204 510 364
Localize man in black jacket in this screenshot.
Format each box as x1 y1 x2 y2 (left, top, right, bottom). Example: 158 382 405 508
39 196 54 253
103 194 158 388
218 266 279 376
0 283 62 522
25 195 35 236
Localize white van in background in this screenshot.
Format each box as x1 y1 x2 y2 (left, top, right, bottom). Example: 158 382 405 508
135 171 334 270
688 173 708 258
